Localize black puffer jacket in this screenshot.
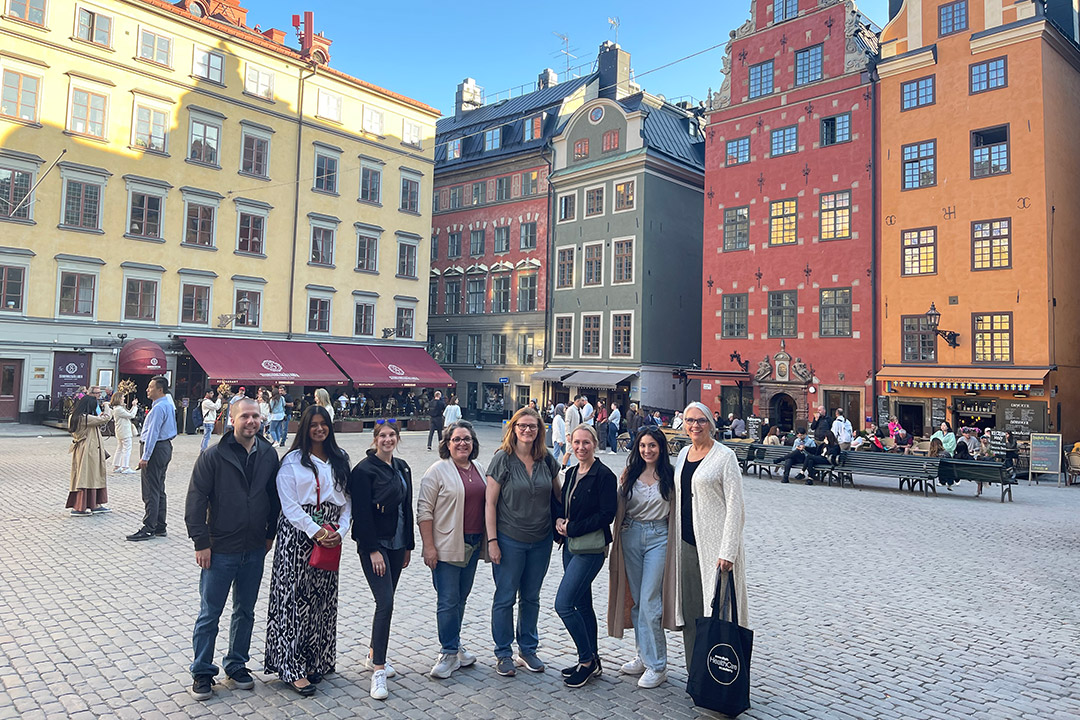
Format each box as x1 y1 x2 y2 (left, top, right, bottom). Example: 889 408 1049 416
348 449 415 553
185 431 281 553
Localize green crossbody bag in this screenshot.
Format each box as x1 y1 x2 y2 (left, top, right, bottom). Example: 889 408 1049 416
565 470 606 555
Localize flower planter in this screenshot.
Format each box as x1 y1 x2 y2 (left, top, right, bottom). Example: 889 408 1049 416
335 421 365 433
407 418 429 432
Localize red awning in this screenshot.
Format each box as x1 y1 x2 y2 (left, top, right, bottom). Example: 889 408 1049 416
321 343 456 388
182 336 348 386
118 339 168 374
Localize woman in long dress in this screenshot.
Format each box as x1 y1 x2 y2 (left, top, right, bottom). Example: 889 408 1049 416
264 406 351 696
66 394 111 516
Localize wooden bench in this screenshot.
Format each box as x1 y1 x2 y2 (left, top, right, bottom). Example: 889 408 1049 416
720 440 755 473
833 452 941 495
937 458 1016 502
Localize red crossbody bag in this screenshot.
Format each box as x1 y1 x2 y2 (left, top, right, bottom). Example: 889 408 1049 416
308 470 341 572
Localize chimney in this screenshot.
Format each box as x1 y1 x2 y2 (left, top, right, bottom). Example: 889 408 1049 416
597 41 631 100
455 78 483 119
262 27 286 44
537 68 558 90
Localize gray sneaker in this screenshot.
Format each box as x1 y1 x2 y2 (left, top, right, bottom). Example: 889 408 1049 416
515 652 545 673
458 645 477 667
430 652 460 679
495 657 516 677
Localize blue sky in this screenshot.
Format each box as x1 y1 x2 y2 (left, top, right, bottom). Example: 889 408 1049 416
257 0 892 114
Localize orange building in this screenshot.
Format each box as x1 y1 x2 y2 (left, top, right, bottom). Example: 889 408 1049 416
876 0 1080 441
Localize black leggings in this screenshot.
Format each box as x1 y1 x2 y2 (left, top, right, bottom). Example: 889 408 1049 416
359 547 407 665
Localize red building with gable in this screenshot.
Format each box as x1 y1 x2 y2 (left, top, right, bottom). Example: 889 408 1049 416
699 0 881 432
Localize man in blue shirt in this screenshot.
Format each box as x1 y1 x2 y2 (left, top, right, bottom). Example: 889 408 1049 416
776 428 816 485
128 376 178 541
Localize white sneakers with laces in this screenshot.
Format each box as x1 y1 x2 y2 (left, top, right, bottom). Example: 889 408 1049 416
620 656 645 675
369 669 388 700
637 668 668 688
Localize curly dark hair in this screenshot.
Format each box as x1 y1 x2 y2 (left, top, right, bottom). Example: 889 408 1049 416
439 420 479 461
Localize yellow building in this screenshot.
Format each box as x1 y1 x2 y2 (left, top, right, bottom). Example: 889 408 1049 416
0 0 444 421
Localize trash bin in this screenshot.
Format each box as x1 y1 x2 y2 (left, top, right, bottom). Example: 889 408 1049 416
33 395 50 424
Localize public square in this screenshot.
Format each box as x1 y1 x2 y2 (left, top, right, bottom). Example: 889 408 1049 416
0 423 1077 720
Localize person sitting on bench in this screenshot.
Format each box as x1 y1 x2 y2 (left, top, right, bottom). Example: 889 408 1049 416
777 428 814 484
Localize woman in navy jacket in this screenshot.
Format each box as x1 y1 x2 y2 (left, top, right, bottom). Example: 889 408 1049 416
555 423 617 688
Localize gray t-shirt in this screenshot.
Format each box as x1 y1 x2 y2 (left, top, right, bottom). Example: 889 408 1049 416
487 449 557 543
625 478 669 523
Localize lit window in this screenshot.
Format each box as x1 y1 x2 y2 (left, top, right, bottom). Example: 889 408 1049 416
972 219 1010 270
769 199 797 245
820 191 851 240
973 313 1011 363
901 228 936 275
521 170 538 195
614 180 635 211
819 288 852 337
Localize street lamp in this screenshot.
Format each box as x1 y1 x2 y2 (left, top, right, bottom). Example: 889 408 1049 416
925 302 960 348
217 297 251 328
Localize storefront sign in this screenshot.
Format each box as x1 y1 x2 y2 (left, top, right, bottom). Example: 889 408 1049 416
52 352 88 403
1028 433 1062 477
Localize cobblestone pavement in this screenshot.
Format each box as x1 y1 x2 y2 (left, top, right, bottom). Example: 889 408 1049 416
1 424 1078 719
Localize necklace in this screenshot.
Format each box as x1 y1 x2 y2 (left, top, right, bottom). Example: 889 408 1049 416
455 463 476 482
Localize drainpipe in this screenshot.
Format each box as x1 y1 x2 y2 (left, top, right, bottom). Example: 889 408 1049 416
288 64 318 339
870 77 881 428
542 142 556 402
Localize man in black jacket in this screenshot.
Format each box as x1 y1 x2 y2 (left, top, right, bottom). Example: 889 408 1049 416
427 390 446 450
184 397 281 701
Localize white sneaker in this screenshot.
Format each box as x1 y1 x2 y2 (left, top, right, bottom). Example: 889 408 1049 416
429 652 460 679
369 669 388 700
458 645 477 667
365 655 396 678
122 468 139 474
637 668 667 688
620 656 645 675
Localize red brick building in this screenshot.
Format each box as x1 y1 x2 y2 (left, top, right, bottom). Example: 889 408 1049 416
431 72 598 419
699 0 880 432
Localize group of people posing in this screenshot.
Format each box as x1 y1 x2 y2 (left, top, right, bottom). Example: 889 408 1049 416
184 398 748 703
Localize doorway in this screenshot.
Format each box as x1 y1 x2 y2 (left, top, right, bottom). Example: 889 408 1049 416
823 390 862 429
0 359 22 422
897 402 925 437
769 392 796 432
466 382 478 419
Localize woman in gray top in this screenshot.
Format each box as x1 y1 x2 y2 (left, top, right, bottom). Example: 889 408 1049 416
485 407 560 678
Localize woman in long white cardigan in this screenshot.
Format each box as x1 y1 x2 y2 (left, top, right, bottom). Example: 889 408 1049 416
672 401 748 662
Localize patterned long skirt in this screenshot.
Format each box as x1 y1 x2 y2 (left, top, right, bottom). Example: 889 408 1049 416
264 501 342 682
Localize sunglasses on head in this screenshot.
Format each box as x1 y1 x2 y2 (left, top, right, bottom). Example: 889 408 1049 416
376 418 397 425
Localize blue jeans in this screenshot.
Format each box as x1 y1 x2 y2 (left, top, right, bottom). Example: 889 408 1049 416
269 419 287 445
491 531 552 659
191 548 266 678
432 533 483 654
553 442 565 463
555 546 606 663
200 423 215 452
608 423 620 451
621 518 668 671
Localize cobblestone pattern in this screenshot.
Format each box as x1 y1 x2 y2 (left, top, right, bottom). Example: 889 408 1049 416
0 426 1078 719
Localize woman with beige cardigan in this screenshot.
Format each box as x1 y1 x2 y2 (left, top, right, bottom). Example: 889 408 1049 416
607 425 679 689
672 401 748 663
417 420 488 681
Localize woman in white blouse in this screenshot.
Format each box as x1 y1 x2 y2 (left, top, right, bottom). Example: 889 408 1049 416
109 390 139 474
315 388 335 422
264 406 352 697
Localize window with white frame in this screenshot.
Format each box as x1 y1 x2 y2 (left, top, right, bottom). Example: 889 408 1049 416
585 187 604 217
234 287 261 327
614 179 635 211
395 305 414 338
356 226 380 272
77 6 112 46
520 222 537 250
466 277 485 313
447 138 461 159
193 48 224 83
0 152 40 221
399 171 420 213
467 333 481 364
485 128 501 151
583 243 603 286
363 106 384 135
518 274 537 311
58 269 96 317
556 247 574 289
444 278 461 314
309 217 337 265
234 200 269 254
308 295 331 333
240 123 272 178
558 193 576 222
524 115 542 141
138 28 172 66
359 160 381 203
612 238 633 284
59 163 108 231
68 85 108 139
354 299 376 336
492 275 510 312
554 315 573 356
611 312 632 356
496 176 511 201
314 148 339 194
188 110 221 166
1 69 40 122
469 229 485 256
123 275 158 322
447 232 461 258
494 226 510 253
448 186 463 209
472 181 485 205
517 333 534 365
180 282 210 325
181 188 221 247
244 64 274 101
397 237 418 277
521 170 538 195
317 88 342 122
581 314 601 356
124 176 167 240
0 263 26 312
7 0 47 26
132 103 168 153
402 119 422 148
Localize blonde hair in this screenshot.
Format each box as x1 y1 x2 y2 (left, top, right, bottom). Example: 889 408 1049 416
571 423 599 446
109 391 125 407
315 388 331 408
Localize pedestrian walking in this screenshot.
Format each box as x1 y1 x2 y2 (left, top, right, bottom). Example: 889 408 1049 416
257 388 272 439
199 390 221 453
443 395 462 426
127 376 176 541
428 390 447 450
608 425 678 689
607 403 622 453
264 405 351 697
268 385 287 447
581 396 595 427
109 391 138 474
348 419 414 700
485 407 560 677
552 404 567 463
555 424 617 688
831 410 854 450
564 397 584 468
66 394 111 516
185 398 281 701
672 402 748 663
417 420 487 680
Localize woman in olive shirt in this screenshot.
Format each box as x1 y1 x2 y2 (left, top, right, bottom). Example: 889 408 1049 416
485 407 560 678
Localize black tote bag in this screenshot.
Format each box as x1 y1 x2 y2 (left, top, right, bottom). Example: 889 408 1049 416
686 571 754 716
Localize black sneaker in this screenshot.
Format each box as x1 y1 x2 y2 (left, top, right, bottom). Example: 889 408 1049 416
227 668 255 690
561 655 601 678
126 529 155 542
805 478 814 486
564 662 597 688
190 675 213 701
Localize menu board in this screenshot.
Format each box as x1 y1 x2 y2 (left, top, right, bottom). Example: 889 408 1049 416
930 398 947 429
746 416 762 442
987 429 1008 455
1028 433 1062 474
1000 400 1045 438
877 396 889 428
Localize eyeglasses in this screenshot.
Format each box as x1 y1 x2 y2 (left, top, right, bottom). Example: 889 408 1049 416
684 417 710 426
376 418 397 425
515 424 539 431
450 437 473 444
